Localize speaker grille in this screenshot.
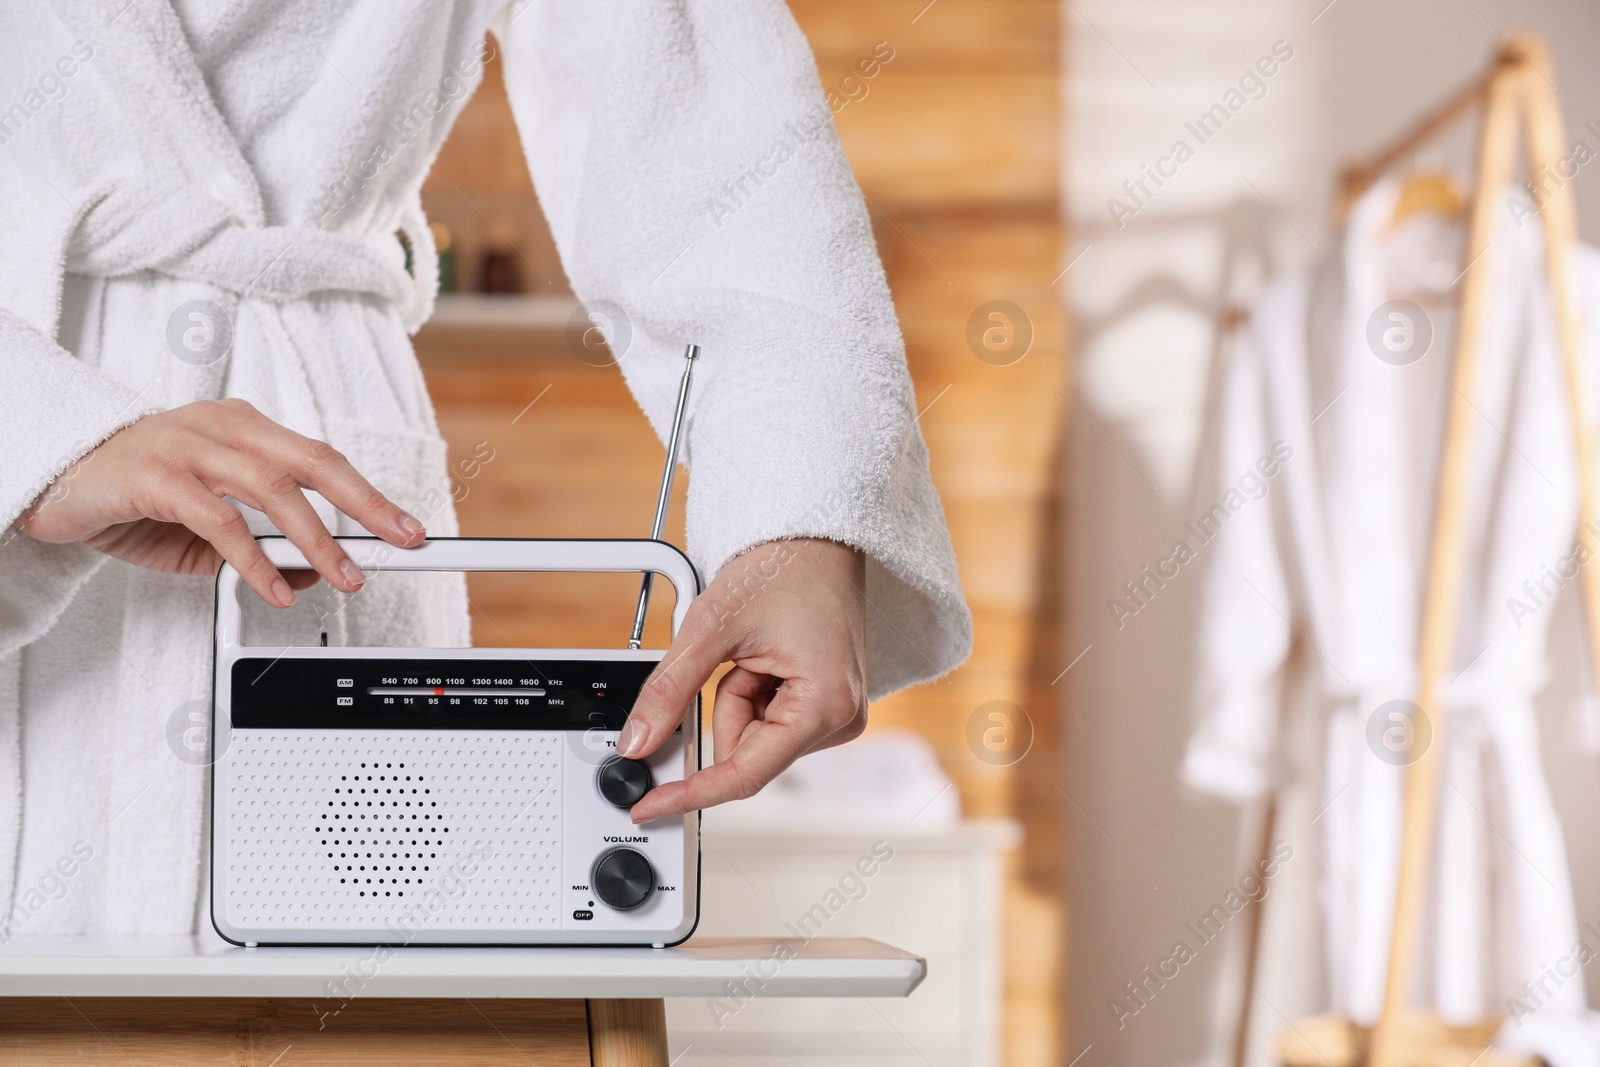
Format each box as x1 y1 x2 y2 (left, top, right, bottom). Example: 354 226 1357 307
222 731 563 932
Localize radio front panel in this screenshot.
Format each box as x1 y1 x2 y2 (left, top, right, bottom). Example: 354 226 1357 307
211 646 698 947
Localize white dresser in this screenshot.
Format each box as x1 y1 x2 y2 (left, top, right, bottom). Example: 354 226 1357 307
667 820 1020 1067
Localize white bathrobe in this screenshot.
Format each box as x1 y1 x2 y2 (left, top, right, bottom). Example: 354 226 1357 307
0 1 970 937
1184 179 1598 1027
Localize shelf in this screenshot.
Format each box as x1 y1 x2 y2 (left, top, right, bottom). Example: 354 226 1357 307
424 293 578 332
0 936 925 999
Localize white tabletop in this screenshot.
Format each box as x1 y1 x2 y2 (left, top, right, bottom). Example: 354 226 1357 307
0 936 924 1000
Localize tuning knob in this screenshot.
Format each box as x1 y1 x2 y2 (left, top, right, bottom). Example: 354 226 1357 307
591 847 656 911
595 755 654 808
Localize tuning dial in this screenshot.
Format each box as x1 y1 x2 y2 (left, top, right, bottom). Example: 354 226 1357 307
591 847 656 911
595 755 653 808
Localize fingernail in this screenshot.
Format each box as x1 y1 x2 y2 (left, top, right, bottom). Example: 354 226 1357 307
272 578 295 606
617 719 646 759
338 557 366 590
396 513 424 540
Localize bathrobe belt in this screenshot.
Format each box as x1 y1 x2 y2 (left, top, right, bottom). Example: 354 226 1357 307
54 177 443 458
60 178 420 310
1325 676 1540 723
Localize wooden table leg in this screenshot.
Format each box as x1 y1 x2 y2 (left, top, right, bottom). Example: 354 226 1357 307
586 998 669 1067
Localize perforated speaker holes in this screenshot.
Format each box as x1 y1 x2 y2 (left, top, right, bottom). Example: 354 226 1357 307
319 763 450 898
226 731 564 930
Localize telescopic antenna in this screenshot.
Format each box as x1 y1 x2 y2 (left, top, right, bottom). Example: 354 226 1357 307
628 343 699 649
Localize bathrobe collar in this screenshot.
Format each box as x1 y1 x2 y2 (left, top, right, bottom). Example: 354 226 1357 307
49 0 265 226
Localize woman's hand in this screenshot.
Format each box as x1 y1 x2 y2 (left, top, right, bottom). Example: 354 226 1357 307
16 398 424 606
619 537 868 823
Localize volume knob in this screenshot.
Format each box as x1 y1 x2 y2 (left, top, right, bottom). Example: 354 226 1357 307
595 755 654 809
590 847 656 911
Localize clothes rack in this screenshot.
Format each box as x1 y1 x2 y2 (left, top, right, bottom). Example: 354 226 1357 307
1266 32 1599 1067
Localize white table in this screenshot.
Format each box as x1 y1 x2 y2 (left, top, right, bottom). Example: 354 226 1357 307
0 936 924 1065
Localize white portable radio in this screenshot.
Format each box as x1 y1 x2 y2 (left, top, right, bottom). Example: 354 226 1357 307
211 347 705 948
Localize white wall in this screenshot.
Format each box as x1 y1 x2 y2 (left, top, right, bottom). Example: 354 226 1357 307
1065 2 1600 1064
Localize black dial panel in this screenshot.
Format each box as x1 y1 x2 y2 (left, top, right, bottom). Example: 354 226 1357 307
230 657 664 730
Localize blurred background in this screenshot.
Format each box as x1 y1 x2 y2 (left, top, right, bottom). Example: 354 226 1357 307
417 1 1600 1064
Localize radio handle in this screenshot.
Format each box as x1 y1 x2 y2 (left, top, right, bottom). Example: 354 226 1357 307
216 537 699 653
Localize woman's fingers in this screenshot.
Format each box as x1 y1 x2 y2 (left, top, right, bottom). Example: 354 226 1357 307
206 400 425 547
618 607 734 760
630 670 867 822
710 666 774 764
18 401 426 606
160 472 296 606
196 454 365 594
619 539 868 821
631 669 856 822
628 705 824 823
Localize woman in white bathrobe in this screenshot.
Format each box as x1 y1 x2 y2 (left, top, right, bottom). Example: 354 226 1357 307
0 2 969 936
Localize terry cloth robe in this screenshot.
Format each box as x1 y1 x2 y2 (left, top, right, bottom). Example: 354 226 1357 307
0 0 970 938
1182 178 1600 1033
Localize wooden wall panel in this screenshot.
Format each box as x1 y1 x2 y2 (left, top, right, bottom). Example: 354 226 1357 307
794 8 1069 1063
823 69 1059 210
791 0 1056 66
421 56 566 296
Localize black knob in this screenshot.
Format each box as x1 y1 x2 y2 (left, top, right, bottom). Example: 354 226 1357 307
595 755 653 809
591 847 656 911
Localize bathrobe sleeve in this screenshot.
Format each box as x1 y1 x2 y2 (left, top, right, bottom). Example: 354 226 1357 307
0 9 157 656
492 1 970 697
1181 311 1296 801
0 310 155 658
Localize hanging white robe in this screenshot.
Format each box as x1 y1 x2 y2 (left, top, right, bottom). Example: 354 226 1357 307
1183 178 1599 1029
0 1 971 937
